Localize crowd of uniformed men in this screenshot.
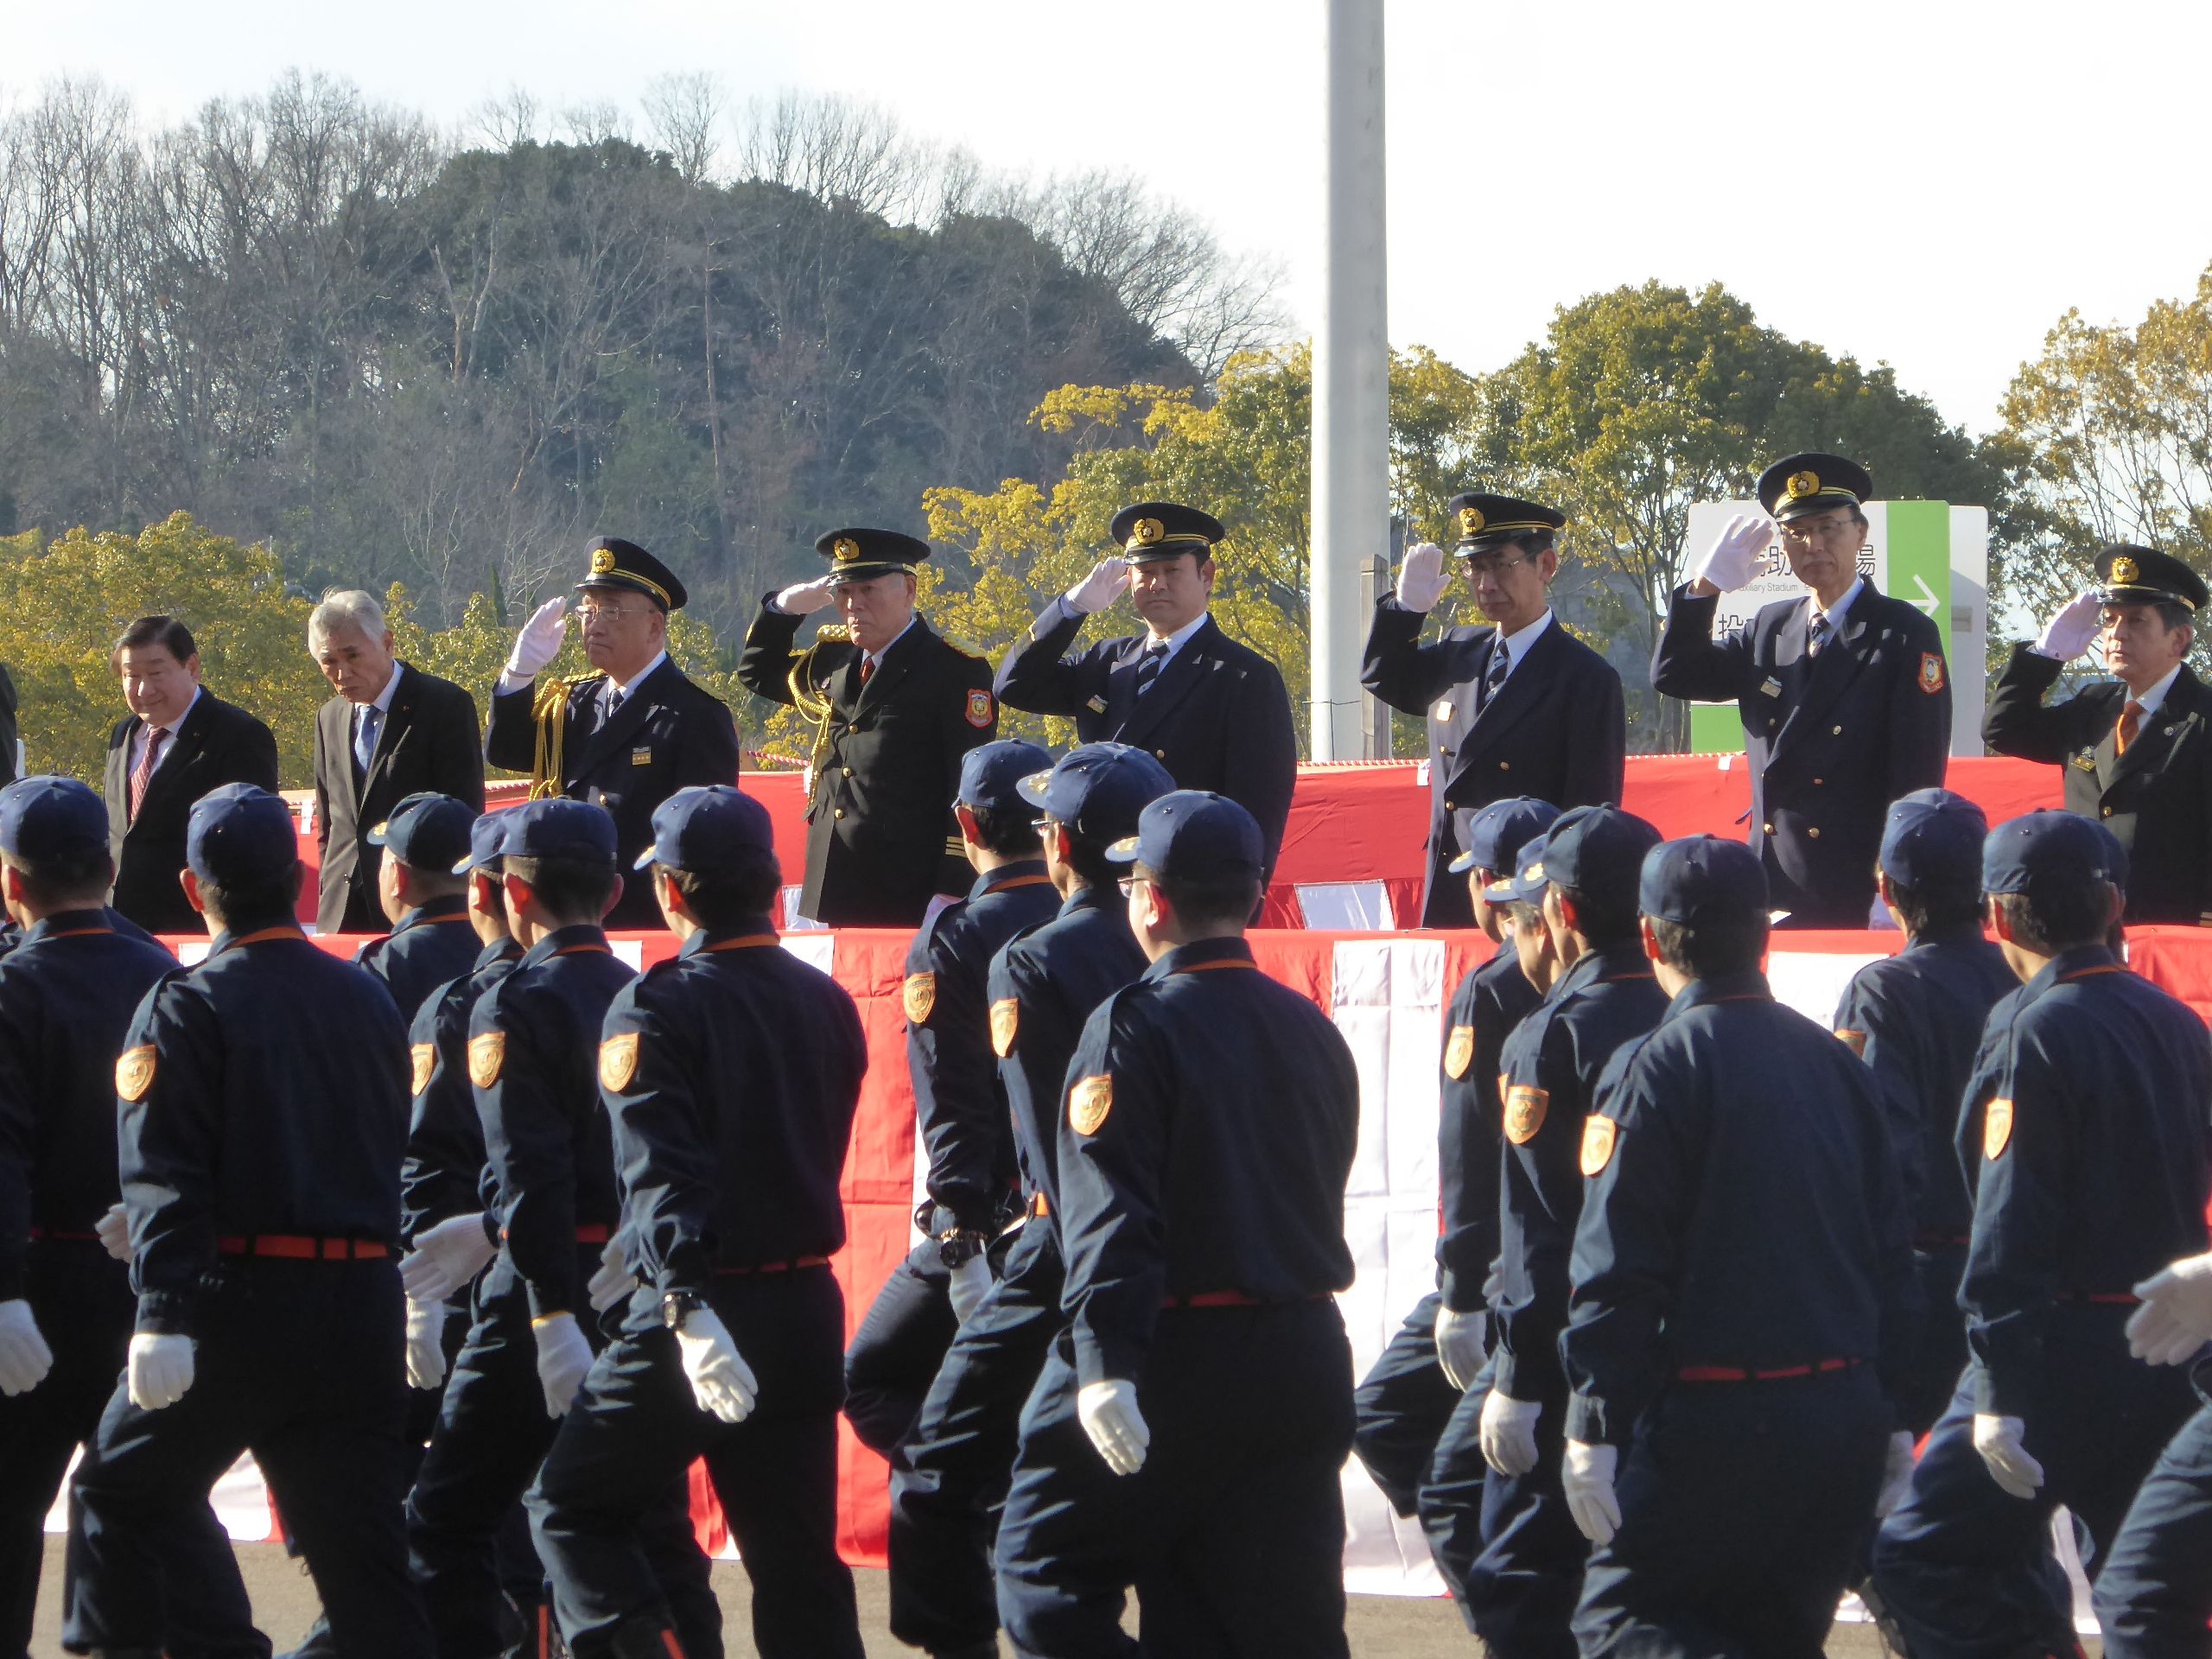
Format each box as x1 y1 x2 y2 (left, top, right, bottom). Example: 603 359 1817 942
3 456 2212 1658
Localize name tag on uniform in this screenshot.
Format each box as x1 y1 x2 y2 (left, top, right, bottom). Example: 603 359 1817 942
1759 677 1783 699
1086 695 1108 714
632 746 652 766
2073 753 2097 771
1433 699 1453 722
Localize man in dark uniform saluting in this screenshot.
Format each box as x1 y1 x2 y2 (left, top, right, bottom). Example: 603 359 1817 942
993 501 1298 883
1650 452 1952 926
740 528 998 927
486 537 741 930
1983 544 2212 925
1362 493 1626 929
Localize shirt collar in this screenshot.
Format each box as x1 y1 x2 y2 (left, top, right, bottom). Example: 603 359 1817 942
607 651 668 700
1812 577 1865 631
1662 969 1772 1023
360 661 405 717
678 918 779 957
144 686 201 734
1495 607 1554 664
2127 664 2183 718
968 857 1050 902
2018 943 2122 1002
1550 940 1652 1000
1062 881 1117 918
391 892 470 935
863 617 918 668
474 936 524 973
23 908 114 943
1142 610 1210 660
518 922 611 969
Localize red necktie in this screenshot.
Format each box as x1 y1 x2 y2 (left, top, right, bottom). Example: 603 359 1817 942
2117 699 2145 754
859 657 875 685
130 726 169 821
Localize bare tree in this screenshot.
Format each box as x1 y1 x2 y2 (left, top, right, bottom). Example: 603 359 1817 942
643 72 726 186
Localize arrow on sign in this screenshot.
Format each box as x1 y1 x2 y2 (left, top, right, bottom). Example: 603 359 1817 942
1908 575 1940 617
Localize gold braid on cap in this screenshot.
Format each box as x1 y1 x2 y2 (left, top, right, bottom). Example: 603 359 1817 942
531 671 607 800
786 626 853 807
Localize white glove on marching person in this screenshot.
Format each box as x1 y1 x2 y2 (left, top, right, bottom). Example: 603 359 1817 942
96 1201 131 1262
531 1312 594 1419
1973 1414 2045 1500
1077 1379 1150 1476
674 1306 760 1425
1433 1304 1486 1392
586 1237 639 1315
0 1300 54 1396
1478 1389 1542 1478
772 575 839 616
1562 1440 1621 1545
1064 556 1129 615
505 595 571 679
400 1213 497 1306
1693 513 1773 594
127 1332 196 1412
2033 590 2105 662
1876 1429 1918 1518
1395 542 1449 613
2129 1251 2212 1365
947 1253 994 1326
404 1297 447 1391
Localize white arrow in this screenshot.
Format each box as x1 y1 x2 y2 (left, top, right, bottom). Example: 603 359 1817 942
1908 574 1940 617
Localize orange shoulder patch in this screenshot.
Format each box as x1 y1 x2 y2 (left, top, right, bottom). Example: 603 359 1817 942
1835 1028 1867 1058
1442 1024 1475 1081
1070 1074 1114 1135
991 997 1020 1058
410 1042 435 1097
116 1044 156 1104
904 971 936 1026
600 1031 640 1094
1504 1084 1550 1146
1580 1114 1618 1177
467 1030 505 1090
1983 1096 2014 1160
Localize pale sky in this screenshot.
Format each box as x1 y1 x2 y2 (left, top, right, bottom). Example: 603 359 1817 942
13 0 2210 437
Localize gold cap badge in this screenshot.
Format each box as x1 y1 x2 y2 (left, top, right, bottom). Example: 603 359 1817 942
833 537 861 563
1459 505 1485 537
591 546 616 575
2111 556 2139 585
1128 517 1165 548
1785 470 1821 500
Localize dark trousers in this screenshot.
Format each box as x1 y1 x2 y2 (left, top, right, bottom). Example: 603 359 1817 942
889 1218 1063 1653
1873 1340 2198 1659
845 1239 957 1456
62 1259 429 1657
409 1263 717 1659
1900 1246 1970 1438
1573 1367 1888 1658
0 1240 263 1659
994 1302 1355 1659
527 1268 858 1659
1465 1383 1582 1659
1351 1289 1485 1605
2094 1368 2212 1659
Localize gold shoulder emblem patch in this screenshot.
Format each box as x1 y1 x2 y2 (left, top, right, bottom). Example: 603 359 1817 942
965 689 995 730
1504 1084 1549 1146
1984 1096 2014 1160
410 1042 435 1097
1835 1028 1867 1058
1442 1024 1475 1080
601 1031 640 1093
467 1030 506 1090
1919 653 1946 696
1070 1074 1114 1135
904 971 937 1025
1580 1114 1619 1177
991 998 1020 1058
117 1044 156 1103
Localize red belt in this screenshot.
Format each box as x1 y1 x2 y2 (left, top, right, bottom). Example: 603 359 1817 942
1677 1357 1861 1383
26 1227 99 1243
714 1255 831 1276
216 1235 390 1262
1161 1290 1334 1310
575 1225 611 1246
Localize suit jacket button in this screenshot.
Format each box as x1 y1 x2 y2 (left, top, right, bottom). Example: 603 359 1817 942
1832 724 1843 735
1444 800 1457 812
1155 750 1166 760
1812 778 1823 786
1808 827 1821 840
842 767 854 778
835 808 847 820
1498 760 1510 771
2103 806 2114 818
1762 823 1774 835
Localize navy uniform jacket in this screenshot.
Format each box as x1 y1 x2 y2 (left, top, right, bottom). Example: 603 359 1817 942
1649 583 1951 925
600 921 865 1306
469 924 636 1321
486 657 741 930
1563 971 1916 1446
988 883 1149 1224
993 602 1298 880
1437 943 1542 1313
906 859 1061 1237
0 906 156 963
1491 943 1669 1404
1360 600 1627 928
118 929 410 1335
1955 945 2212 1416
354 894 481 1023
0 913 177 1301
1832 923 2015 1243
1057 937 1358 1386
740 604 995 927
1983 648 2212 925
401 937 522 1249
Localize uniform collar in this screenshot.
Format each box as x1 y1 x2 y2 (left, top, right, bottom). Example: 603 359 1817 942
1494 607 1554 664
1061 881 1118 918
969 857 1050 901
24 907 115 942
1662 969 1771 1022
1810 576 1865 631
391 892 471 936
605 650 669 701
519 922 612 968
861 617 919 671
1552 940 1651 998
474 935 524 973
1905 918 1989 954
1142 934 1256 982
2019 943 2123 1001
679 919 779 957
209 923 309 957
1141 609 1211 660
2124 664 2183 718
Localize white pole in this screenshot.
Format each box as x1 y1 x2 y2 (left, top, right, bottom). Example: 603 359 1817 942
1309 0 1389 762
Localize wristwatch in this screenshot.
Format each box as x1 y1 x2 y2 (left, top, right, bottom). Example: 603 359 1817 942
660 1289 708 1331
938 1230 988 1269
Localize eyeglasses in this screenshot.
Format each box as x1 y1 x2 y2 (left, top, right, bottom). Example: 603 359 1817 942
1465 554 1538 579
576 601 643 621
1778 520 1864 550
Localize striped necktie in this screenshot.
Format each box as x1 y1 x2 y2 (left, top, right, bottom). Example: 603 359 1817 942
1482 641 1510 707
1808 611 1833 658
1135 642 1169 696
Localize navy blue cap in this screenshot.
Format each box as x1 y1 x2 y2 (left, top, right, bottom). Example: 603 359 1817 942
1485 827 1555 904
0 776 110 863
1638 836 1769 926
1982 810 2121 896
1538 804 1663 914
576 536 687 611
2090 818 2130 895
499 798 617 865
453 812 511 876
187 784 299 886
1018 743 1175 844
958 741 1055 815
366 792 477 874
636 785 774 872
1447 797 1561 877
1446 493 1565 550
1105 790 1262 882
1879 789 1988 891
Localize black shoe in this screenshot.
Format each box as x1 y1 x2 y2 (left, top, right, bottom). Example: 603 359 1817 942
931 1644 1001 1659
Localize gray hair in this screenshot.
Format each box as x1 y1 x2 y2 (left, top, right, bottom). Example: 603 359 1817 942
308 588 388 645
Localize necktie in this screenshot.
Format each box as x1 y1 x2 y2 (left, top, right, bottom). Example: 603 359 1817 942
2118 699 2145 754
1808 612 1833 658
600 683 625 724
859 656 875 686
1483 641 1510 706
353 704 383 777
1135 642 1169 696
130 726 169 821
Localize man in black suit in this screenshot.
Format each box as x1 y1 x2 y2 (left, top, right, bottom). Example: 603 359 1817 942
1984 544 2212 924
991 500 1299 880
1649 452 1952 927
485 537 741 931
103 614 281 933
740 528 999 926
310 588 485 936
1362 492 1627 928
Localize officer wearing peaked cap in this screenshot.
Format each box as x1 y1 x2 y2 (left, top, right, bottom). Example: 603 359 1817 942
1985 543 2212 924
993 501 1299 883
353 791 483 1022
1651 453 1953 926
1363 492 1627 928
486 537 741 931
740 528 999 926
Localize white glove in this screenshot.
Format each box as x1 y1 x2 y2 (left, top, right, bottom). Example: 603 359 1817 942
948 1253 994 1325
404 1297 447 1391
1972 1413 2045 1500
772 576 838 616
1478 1389 1541 1477
0 1300 54 1396
2032 590 2105 661
2129 1252 2212 1365
532 1312 594 1418
674 1306 760 1425
586 1237 639 1315
399 1213 497 1306
126 1332 196 1411
1077 1378 1150 1476
1694 513 1772 594
96 1201 131 1262
1434 1304 1486 1391
1395 542 1449 613
1562 1440 1621 1545
505 596 570 678
1876 1429 1917 1518
1064 556 1129 615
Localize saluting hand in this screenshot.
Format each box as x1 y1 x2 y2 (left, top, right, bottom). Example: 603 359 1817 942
506 596 571 679
773 576 838 616
2032 591 2104 663
1395 543 1449 613
1692 514 1774 596
1064 556 1130 615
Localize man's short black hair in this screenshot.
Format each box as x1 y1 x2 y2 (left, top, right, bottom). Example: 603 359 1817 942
1136 865 1259 933
1552 880 1638 950
111 614 197 669
1647 912 1768 980
665 847 783 931
505 854 617 926
1990 877 2115 956
1 846 114 909
200 863 304 933
968 802 1039 861
1049 821 1122 895
1888 874 1983 938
